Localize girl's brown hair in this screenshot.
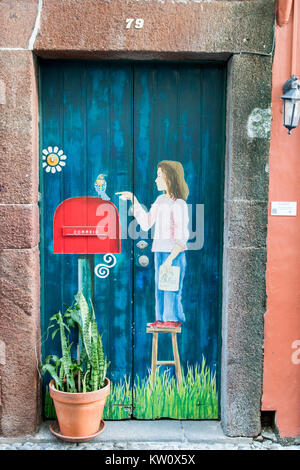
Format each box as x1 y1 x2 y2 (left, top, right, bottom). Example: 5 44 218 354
158 160 189 201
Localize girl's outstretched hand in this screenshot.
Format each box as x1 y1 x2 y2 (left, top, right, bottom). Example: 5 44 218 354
116 191 136 203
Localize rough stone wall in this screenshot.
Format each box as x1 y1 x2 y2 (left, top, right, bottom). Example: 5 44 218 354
0 1 41 436
222 54 273 436
0 0 274 437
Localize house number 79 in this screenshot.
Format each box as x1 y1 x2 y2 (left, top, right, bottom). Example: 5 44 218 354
126 18 144 29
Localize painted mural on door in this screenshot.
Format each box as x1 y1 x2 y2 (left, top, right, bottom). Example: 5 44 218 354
39 61 226 420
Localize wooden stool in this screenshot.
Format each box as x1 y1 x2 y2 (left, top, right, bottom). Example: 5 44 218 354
146 326 182 387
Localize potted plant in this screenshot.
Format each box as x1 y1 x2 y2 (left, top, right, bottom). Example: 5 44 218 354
40 292 110 441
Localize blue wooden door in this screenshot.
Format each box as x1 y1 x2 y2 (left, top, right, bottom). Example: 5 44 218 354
39 61 226 420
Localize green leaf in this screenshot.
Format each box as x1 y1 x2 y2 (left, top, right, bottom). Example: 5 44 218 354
78 293 92 361
41 364 63 389
51 328 59 340
49 313 60 323
57 311 76 392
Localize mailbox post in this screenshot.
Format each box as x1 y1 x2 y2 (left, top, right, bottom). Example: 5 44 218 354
53 196 121 305
78 254 95 308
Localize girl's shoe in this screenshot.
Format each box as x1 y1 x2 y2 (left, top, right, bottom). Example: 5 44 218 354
147 320 163 327
159 321 180 328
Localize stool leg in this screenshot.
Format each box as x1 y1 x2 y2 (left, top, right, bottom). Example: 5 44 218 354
151 332 158 386
172 333 182 387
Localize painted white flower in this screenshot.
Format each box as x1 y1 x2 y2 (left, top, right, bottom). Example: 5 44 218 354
42 146 67 173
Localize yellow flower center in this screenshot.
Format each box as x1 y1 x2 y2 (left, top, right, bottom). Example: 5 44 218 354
47 153 59 166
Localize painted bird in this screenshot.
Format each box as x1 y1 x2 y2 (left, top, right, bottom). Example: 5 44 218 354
94 173 110 200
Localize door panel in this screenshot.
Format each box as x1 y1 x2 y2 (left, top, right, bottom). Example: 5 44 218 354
39 61 225 420
40 61 134 419
132 64 225 418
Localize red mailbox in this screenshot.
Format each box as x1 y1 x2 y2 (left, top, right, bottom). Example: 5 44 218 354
53 197 121 254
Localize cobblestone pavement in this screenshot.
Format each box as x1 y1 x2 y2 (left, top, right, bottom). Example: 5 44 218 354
0 441 300 450
0 422 299 451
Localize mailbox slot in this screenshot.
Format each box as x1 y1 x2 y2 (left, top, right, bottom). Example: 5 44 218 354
62 226 107 237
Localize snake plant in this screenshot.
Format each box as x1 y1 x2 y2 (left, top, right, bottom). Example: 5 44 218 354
41 293 109 393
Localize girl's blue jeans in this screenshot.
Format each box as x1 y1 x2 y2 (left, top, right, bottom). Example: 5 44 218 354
154 251 186 323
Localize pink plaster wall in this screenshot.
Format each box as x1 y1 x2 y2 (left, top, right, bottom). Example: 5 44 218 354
262 3 300 437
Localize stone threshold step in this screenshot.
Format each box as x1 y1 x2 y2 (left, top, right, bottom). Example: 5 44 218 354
0 420 253 446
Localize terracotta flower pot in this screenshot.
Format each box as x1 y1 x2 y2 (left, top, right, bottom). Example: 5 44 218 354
49 378 110 438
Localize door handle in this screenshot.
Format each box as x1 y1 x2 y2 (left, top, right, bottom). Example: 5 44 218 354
138 255 149 267
136 240 148 250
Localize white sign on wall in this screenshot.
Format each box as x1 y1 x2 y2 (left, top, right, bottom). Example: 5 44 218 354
271 201 297 216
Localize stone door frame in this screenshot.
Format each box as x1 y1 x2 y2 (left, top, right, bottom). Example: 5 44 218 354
0 0 274 437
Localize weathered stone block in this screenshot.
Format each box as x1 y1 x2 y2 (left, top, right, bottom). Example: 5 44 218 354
0 204 39 249
229 150 269 202
0 247 41 436
34 0 275 58
227 54 273 200
231 55 273 112
0 51 39 205
222 354 263 436
221 247 266 436
0 0 39 49
227 201 268 248
225 247 266 349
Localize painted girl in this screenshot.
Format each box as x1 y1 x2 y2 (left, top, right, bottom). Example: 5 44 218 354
117 160 189 328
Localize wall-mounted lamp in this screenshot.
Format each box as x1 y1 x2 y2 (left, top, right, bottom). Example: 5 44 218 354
281 75 300 134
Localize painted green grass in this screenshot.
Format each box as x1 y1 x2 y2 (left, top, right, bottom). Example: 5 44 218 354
103 375 132 420
134 358 218 419
44 386 57 419
44 358 218 420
